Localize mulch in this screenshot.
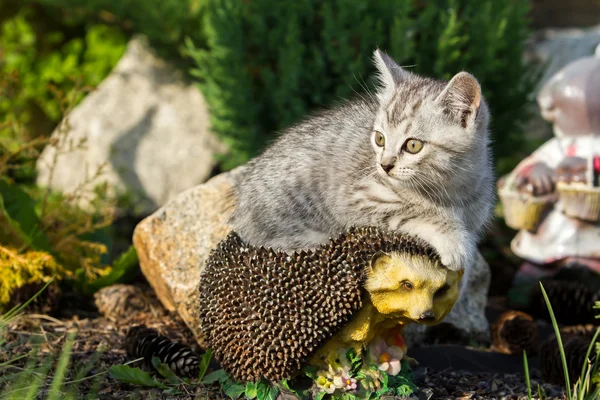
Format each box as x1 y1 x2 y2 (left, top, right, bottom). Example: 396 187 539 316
0 283 569 400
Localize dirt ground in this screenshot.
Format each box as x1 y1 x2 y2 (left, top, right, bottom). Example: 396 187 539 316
0 280 569 400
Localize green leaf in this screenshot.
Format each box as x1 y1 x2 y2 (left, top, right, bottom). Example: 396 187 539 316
400 359 414 375
0 179 50 251
222 378 245 399
108 365 165 388
256 380 278 400
245 381 258 399
280 378 309 400
268 385 280 400
151 356 179 384
388 372 418 396
376 370 390 397
197 349 212 381
301 365 318 379
346 347 362 375
202 369 228 385
83 245 139 294
315 391 326 400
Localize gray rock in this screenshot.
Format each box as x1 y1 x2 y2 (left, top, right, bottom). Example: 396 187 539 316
133 167 246 346
36 36 225 214
134 168 491 349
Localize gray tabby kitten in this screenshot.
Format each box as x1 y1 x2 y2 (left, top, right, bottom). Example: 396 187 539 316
230 49 494 278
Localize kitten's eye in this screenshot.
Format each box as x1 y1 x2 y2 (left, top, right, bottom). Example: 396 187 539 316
404 139 424 154
402 281 413 291
374 131 385 147
435 285 449 297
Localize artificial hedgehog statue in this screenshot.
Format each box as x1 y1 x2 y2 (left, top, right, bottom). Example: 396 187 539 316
197 226 463 385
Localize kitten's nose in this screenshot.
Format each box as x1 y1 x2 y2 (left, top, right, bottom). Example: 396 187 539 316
380 158 396 173
418 310 435 322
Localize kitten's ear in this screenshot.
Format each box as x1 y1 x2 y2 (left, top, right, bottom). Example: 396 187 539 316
373 49 409 98
436 72 482 129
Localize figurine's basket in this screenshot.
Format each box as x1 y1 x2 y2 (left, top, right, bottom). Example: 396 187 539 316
499 189 552 232
557 182 600 222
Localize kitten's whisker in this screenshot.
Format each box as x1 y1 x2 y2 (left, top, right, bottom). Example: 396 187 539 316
353 74 377 104
411 175 436 204
355 164 379 181
361 76 378 103
414 173 444 204
348 83 371 105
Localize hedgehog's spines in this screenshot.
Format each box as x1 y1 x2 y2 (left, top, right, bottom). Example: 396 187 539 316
198 226 439 383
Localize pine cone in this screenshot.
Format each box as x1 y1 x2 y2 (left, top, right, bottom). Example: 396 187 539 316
528 280 600 325
125 325 200 378
541 335 597 386
492 311 539 355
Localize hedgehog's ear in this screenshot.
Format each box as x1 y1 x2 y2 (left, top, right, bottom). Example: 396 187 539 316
369 251 390 273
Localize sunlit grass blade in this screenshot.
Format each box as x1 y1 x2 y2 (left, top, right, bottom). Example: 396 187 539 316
21 359 53 400
47 331 76 400
0 278 55 349
539 282 571 400
578 327 600 400
0 352 31 368
523 350 532 400
2 350 53 400
64 349 104 398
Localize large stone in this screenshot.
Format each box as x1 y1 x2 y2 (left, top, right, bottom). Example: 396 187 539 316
36 36 225 214
133 167 246 346
134 168 492 348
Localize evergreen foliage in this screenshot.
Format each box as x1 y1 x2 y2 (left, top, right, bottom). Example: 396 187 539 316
187 0 538 173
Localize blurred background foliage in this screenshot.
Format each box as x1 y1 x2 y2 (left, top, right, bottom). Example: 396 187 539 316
2 0 540 173
188 0 539 171
0 2 127 154
0 0 539 304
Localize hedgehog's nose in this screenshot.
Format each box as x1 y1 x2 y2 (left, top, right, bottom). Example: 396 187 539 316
418 310 435 322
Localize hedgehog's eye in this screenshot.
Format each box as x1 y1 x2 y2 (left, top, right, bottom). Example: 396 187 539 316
374 131 385 147
404 138 424 154
435 285 449 297
402 281 413 291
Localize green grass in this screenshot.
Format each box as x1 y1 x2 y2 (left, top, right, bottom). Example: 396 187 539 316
523 283 600 400
0 280 92 399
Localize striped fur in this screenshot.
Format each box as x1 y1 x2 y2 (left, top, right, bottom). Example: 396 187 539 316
230 49 494 284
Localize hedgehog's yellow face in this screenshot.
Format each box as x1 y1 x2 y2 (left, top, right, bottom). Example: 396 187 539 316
365 252 463 326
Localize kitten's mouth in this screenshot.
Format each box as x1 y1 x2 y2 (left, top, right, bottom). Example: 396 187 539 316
379 170 410 184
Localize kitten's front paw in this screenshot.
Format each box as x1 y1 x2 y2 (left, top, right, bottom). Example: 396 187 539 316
436 240 473 272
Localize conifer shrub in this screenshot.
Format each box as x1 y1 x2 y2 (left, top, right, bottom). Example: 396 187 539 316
187 0 538 173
